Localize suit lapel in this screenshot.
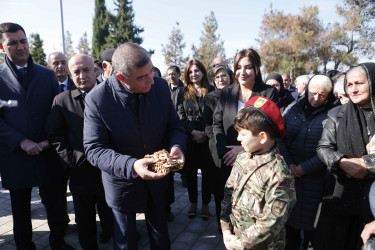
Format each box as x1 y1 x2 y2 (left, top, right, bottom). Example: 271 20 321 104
0 66 24 95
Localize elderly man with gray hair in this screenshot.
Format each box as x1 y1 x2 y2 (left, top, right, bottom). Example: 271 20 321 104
83 43 186 249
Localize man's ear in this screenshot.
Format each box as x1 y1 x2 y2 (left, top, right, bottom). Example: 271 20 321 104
259 131 268 145
116 73 125 83
102 61 108 70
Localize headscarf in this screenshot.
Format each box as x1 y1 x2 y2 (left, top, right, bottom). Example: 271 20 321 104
337 62 375 157
265 73 285 97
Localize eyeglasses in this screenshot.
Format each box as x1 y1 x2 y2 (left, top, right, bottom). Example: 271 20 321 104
214 74 228 80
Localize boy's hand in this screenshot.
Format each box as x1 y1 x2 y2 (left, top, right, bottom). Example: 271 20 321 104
223 145 244 166
223 230 237 250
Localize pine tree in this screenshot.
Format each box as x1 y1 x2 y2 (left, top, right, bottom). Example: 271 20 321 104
92 0 110 59
29 33 46 66
65 31 75 60
191 11 225 70
105 0 144 48
161 22 189 71
77 32 91 56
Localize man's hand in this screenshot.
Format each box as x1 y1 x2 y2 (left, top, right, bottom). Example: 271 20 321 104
223 145 244 166
20 138 43 155
223 230 237 250
133 158 167 180
170 146 185 171
38 140 50 150
339 157 367 178
361 220 375 244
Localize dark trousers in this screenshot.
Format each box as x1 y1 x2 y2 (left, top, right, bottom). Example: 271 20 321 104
210 164 232 222
285 225 314 250
185 141 211 204
314 212 362 250
112 197 170 250
10 181 67 250
166 172 175 212
72 193 113 250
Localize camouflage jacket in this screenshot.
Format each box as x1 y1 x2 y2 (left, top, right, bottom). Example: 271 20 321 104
220 147 296 249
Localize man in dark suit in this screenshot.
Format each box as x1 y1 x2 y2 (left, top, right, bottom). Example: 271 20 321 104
165 65 185 221
0 22 73 250
46 54 113 249
48 52 76 93
96 48 115 83
282 73 299 99
47 51 75 228
83 43 186 249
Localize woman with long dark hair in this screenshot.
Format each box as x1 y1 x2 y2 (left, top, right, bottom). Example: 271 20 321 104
213 48 279 176
177 59 214 220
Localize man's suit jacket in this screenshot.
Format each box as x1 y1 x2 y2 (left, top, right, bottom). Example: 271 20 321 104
66 77 76 91
46 89 104 195
288 85 299 99
83 75 186 213
213 83 279 159
168 80 183 111
0 56 61 189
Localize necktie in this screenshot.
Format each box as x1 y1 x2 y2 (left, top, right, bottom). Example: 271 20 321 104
19 68 27 89
59 84 65 93
82 92 87 99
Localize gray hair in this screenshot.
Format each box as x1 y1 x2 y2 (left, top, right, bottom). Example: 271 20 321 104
295 75 310 85
112 43 150 77
309 75 333 92
47 52 67 66
333 74 346 96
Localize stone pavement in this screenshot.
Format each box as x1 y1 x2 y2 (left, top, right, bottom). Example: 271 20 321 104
0 173 226 250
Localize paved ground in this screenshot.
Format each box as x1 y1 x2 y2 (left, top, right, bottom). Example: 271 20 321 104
0 173 226 250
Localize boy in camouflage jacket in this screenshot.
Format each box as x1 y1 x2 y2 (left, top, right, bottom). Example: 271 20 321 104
221 97 296 249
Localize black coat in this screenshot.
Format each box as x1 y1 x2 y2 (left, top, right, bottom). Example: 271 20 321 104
169 80 184 111
204 88 222 167
0 56 61 189
83 75 186 213
277 98 329 230
46 89 105 195
213 83 279 158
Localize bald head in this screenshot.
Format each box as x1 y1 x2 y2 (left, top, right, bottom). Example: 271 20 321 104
48 52 69 82
68 54 96 92
112 43 150 77
211 57 227 67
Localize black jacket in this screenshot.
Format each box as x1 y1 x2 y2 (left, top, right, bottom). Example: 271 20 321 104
46 89 105 195
169 80 183 111
204 88 222 167
213 83 279 158
177 85 215 134
277 98 329 229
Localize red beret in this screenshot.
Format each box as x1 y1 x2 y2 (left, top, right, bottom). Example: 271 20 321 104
245 96 285 138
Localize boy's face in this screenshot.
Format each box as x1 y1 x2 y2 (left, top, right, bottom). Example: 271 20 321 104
237 128 263 153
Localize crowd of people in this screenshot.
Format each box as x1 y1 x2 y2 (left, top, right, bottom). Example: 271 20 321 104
1 21 375 250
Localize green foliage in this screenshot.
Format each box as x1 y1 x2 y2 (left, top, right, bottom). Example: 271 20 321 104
105 0 144 48
92 0 110 59
65 31 75 60
258 6 322 79
191 11 225 71
29 33 46 66
161 22 189 73
77 32 91 56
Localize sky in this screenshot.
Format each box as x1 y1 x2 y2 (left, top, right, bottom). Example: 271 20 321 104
1 0 370 73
